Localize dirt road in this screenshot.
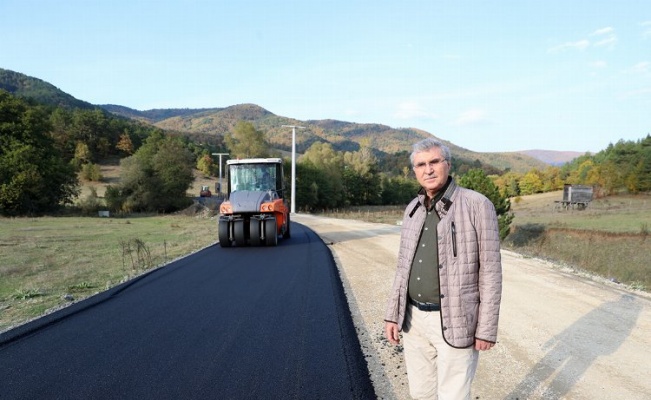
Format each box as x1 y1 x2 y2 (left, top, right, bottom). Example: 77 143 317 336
294 214 651 400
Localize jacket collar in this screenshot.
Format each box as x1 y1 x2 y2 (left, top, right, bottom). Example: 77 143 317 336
435 178 457 216
410 177 457 218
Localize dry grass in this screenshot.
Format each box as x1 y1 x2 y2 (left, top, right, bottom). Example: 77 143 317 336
511 190 651 233
0 212 217 333
317 205 405 225
506 191 651 291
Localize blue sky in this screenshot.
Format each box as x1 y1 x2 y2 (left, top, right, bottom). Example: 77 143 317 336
1 1 649 153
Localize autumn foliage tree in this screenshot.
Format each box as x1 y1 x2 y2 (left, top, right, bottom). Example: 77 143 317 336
197 154 214 177
224 121 269 158
116 131 134 155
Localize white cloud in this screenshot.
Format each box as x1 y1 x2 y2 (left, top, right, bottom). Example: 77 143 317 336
594 35 617 48
394 101 438 120
548 39 590 53
451 109 488 126
592 27 614 36
628 61 650 74
549 27 618 53
618 87 651 99
589 60 607 68
590 27 617 49
642 21 651 39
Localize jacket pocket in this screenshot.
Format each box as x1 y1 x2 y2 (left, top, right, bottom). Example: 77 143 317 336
461 292 480 335
451 221 457 257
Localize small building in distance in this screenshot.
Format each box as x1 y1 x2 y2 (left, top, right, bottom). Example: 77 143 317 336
556 184 594 210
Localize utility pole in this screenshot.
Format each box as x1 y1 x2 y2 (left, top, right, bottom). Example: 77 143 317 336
211 152 229 194
281 125 305 214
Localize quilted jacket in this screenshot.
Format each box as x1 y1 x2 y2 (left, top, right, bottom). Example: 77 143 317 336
384 178 502 348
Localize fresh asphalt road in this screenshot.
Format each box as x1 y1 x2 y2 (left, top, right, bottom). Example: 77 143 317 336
0 222 375 400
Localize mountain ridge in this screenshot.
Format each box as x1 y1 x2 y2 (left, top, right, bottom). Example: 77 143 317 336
1 67 572 171
519 149 588 166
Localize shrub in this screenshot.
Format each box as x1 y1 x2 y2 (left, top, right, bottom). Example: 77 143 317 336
81 163 102 181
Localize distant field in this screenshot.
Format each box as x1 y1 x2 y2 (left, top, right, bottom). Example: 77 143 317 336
510 190 651 233
0 212 217 332
506 191 651 291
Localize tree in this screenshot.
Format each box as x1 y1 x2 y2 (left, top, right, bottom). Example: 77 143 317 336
380 175 420 205
518 170 544 195
298 142 344 209
111 135 195 213
81 163 102 181
598 160 621 195
49 107 75 160
197 154 214 177
224 121 269 158
567 160 596 185
295 162 321 210
0 90 79 215
343 146 382 205
152 139 195 209
540 166 564 192
116 131 134 155
494 171 521 198
458 168 513 240
73 141 92 167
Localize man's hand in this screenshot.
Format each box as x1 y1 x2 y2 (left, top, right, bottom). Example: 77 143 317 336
385 321 400 345
475 338 495 351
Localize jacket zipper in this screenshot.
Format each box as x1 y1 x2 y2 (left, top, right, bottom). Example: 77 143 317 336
451 221 457 257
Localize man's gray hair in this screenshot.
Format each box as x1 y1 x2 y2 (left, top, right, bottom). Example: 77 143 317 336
410 138 452 166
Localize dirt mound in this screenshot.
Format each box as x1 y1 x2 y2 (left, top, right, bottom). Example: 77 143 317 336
177 202 217 218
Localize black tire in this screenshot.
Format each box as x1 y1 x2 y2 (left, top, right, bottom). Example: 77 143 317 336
218 220 231 248
250 219 262 246
234 220 247 246
283 213 291 239
264 218 278 246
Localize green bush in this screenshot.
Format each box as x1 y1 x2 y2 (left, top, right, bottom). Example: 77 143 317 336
81 163 102 181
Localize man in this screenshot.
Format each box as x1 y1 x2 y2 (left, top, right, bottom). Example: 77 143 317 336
384 138 502 400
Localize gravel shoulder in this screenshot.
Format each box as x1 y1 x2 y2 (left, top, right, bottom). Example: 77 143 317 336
293 214 651 400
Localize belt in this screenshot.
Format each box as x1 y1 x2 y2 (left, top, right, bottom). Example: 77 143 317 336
409 297 440 311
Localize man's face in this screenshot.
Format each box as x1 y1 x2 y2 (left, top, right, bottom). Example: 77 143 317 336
412 147 450 197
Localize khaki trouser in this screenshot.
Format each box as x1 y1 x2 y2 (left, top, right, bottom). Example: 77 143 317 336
402 305 479 400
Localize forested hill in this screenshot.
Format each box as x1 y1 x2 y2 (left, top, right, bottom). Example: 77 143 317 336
105 103 549 172
100 104 226 123
0 68 95 110
1 67 549 172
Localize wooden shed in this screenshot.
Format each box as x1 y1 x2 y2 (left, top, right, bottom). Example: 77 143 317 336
556 184 594 210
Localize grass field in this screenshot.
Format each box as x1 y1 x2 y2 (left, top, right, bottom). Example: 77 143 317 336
0 211 217 333
1 163 220 332
510 191 651 233
504 191 651 291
